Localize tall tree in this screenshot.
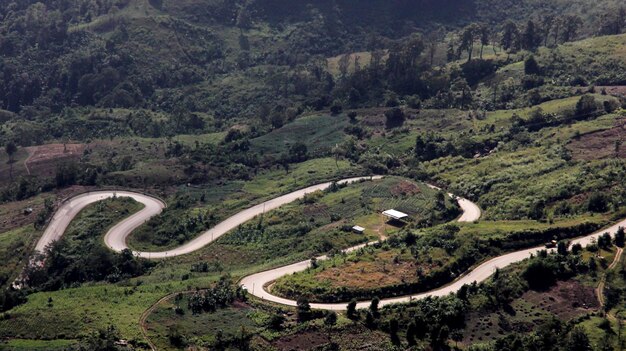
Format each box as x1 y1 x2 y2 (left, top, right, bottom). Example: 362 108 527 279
566 327 592 351
425 27 444 66
561 15 583 42
324 311 337 339
479 24 491 59
553 17 563 45
458 23 480 62
521 20 541 51
5 142 17 180
501 21 520 57
599 7 626 35
540 15 555 47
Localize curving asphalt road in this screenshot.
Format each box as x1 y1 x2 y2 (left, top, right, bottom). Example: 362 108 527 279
34 177 382 259
241 201 626 310
35 191 166 254
239 191 482 310
33 177 623 312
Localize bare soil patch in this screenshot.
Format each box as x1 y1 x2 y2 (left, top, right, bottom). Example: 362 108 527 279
314 250 425 290
271 328 329 351
567 120 626 160
464 280 598 345
390 180 422 197
0 185 90 233
25 143 86 177
522 280 598 320
579 86 626 98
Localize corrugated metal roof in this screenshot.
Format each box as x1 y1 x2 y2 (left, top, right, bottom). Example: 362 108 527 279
382 209 409 220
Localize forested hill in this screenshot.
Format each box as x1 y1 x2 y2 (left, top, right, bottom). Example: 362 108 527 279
0 0 624 145
244 0 477 28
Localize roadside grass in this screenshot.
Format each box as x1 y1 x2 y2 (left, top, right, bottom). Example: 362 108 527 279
0 226 39 289
127 157 364 252
458 214 610 239
577 316 614 348
63 197 144 246
426 146 570 219
0 282 178 341
242 157 362 197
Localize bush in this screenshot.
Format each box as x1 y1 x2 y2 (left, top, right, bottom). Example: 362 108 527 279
523 259 556 290
385 108 406 129
524 55 541 75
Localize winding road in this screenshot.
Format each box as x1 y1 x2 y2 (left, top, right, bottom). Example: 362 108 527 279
31 176 625 311
35 177 381 259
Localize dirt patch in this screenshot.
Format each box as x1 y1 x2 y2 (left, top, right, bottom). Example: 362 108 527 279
464 280 598 345
24 143 86 177
0 197 46 233
0 185 90 233
579 86 626 98
302 203 330 218
522 279 598 320
271 328 329 351
314 250 425 290
567 121 626 160
390 180 421 197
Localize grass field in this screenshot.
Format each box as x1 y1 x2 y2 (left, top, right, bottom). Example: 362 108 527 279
145 295 260 351
480 94 618 129
127 157 364 251
250 114 350 157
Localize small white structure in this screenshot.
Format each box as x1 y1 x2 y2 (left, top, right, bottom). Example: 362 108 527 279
382 209 409 221
352 225 365 234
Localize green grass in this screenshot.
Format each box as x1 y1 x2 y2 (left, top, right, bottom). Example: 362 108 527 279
0 226 39 288
145 295 260 351
127 157 363 252
480 94 618 129
251 114 349 157
0 338 76 351
458 214 609 238
241 157 362 197
269 178 458 302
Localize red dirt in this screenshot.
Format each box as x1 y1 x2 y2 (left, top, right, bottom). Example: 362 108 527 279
464 280 598 345
579 86 626 98
314 250 426 290
567 120 626 160
24 143 86 177
390 180 421 197
522 280 598 320
0 185 90 233
271 328 330 351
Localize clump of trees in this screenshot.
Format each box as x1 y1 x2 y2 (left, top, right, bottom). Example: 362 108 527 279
24 243 153 291
187 276 246 314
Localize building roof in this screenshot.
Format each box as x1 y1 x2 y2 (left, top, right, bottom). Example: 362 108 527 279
382 209 409 220
352 225 365 232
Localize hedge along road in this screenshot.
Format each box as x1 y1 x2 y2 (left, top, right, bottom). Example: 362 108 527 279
34 177 383 259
